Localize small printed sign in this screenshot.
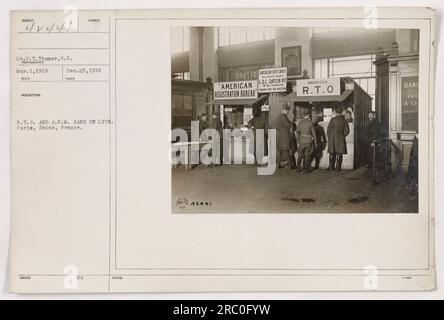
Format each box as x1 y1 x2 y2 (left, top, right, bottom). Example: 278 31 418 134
258 67 287 93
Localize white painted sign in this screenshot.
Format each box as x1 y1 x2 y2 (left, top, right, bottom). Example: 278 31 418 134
214 80 258 100
258 67 287 93
296 78 341 96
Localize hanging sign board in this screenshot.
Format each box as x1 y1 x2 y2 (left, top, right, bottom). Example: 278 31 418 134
258 67 287 93
296 78 341 96
213 80 258 100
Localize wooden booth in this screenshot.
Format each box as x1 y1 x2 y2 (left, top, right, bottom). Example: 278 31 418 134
281 77 372 169
206 92 269 164
171 78 212 135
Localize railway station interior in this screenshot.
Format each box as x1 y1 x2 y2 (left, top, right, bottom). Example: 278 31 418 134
171 26 419 213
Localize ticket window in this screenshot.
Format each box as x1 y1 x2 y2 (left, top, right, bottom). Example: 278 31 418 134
222 105 269 131
223 106 245 129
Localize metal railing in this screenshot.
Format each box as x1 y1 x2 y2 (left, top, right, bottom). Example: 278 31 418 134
372 138 401 184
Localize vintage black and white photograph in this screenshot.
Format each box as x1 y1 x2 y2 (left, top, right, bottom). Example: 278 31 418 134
170 26 420 214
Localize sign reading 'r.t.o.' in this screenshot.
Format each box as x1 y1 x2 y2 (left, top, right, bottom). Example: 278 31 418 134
296 78 341 96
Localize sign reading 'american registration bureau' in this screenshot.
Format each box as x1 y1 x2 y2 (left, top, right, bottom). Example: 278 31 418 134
213 80 258 100
296 78 341 96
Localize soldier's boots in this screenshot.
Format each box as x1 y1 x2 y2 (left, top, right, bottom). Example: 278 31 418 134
296 157 302 173
289 155 297 170
335 154 343 171
329 154 336 171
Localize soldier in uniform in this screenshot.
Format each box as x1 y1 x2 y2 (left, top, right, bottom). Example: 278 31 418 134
327 106 350 171
296 108 318 173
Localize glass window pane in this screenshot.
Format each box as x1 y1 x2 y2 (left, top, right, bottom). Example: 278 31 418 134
219 33 229 46
246 28 263 43
314 58 330 79
172 94 183 127
264 28 275 40
218 27 275 47
367 78 376 96
330 59 373 76
171 27 183 53
183 27 190 51
361 78 368 92
230 27 245 45
314 59 321 78
171 27 190 53
331 55 372 62
219 27 230 35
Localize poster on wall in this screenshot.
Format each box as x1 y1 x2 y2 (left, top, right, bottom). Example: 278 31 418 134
281 45 302 77
401 76 419 131
258 67 288 93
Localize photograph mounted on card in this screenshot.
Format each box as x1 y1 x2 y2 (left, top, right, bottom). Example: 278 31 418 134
9 7 435 294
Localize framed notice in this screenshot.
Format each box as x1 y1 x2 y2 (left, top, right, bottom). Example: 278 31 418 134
281 45 302 77
401 75 419 132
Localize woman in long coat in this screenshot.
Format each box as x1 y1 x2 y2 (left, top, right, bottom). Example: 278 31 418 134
327 106 350 171
276 105 296 169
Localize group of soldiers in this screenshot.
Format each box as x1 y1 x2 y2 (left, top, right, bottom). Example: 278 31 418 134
197 106 380 172
275 105 381 173
276 105 343 173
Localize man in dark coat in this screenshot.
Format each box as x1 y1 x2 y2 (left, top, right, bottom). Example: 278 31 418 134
366 111 380 168
209 112 224 165
276 105 296 169
327 106 350 171
406 134 418 191
247 109 269 163
313 120 327 170
296 109 318 173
